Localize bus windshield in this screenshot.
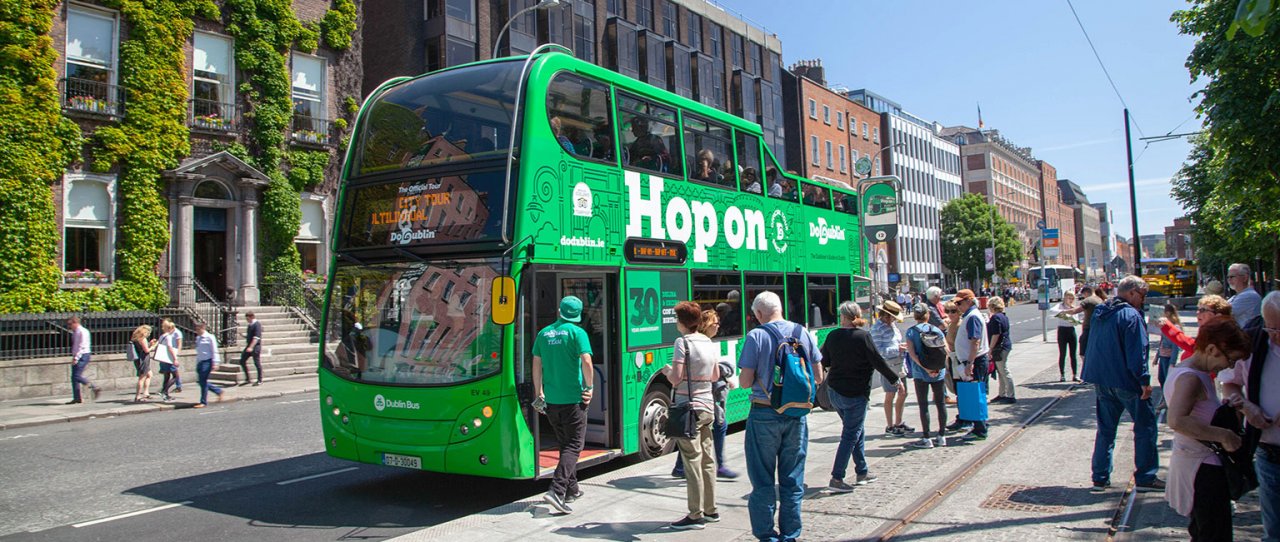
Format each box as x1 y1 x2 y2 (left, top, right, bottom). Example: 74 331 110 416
322 259 504 386
356 61 523 177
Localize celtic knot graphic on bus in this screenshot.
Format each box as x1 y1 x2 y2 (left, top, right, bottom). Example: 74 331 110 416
624 170 778 263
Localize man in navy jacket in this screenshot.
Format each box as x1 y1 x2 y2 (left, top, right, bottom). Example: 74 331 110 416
1081 275 1163 493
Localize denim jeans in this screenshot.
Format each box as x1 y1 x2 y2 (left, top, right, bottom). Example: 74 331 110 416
70 354 92 402
196 360 223 405
827 389 869 480
744 407 807 542
1257 447 1280 542
1090 384 1158 485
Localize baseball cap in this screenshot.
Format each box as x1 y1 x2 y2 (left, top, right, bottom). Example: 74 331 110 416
955 289 976 302
559 296 584 322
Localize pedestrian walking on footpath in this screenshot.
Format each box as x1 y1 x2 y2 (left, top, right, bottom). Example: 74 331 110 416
987 297 1015 404
127 324 154 403
192 321 225 408
239 312 263 386
662 303 724 530
1051 291 1083 382
738 291 823 542
953 290 990 441
820 301 899 493
1082 276 1163 493
532 296 593 515
871 301 912 436
1164 316 1251 542
904 304 950 449
66 316 100 404
1223 291 1280 542
1227 262 1262 328
163 318 185 392
672 309 740 481
155 319 181 401
1160 295 1232 364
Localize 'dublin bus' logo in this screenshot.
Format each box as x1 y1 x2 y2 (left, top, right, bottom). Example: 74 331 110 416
625 171 782 263
373 394 420 412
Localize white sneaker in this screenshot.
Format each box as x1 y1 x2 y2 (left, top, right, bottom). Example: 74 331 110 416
906 438 934 449
934 435 947 447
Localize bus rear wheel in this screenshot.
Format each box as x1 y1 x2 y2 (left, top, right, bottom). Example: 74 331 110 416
639 388 674 459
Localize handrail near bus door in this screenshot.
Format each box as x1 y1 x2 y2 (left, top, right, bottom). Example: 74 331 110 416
500 43 573 246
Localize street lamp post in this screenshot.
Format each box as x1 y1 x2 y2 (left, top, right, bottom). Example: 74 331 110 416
492 0 562 58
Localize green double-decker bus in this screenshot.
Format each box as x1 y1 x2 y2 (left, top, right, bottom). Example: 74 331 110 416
319 47 885 479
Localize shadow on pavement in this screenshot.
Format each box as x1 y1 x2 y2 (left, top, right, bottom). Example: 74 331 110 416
552 520 670 540
889 508 1112 540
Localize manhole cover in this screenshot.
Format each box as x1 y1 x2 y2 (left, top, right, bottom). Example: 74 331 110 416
979 484 1066 513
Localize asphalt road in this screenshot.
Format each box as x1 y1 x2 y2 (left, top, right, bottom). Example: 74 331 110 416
0 304 1116 541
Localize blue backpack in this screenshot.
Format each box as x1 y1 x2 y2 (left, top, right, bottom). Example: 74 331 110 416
760 323 817 417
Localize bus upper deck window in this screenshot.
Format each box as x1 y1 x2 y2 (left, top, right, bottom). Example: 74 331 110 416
546 72 615 164
617 92 679 177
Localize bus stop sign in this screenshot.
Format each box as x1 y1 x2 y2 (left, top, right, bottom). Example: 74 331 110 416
861 180 899 243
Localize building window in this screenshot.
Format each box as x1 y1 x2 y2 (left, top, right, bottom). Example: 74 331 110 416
64 7 119 115
637 0 653 28
730 32 744 70
862 122 869 139
573 0 596 62
825 140 833 170
709 24 722 58
297 198 326 273
749 43 762 75
808 99 816 119
872 127 880 143
618 92 679 176
850 117 857 132
606 0 624 17
661 0 677 37
836 111 843 130
192 32 234 128
688 12 701 50
446 0 474 21
291 53 327 141
822 105 830 124
63 174 116 279
810 135 819 165
839 145 847 173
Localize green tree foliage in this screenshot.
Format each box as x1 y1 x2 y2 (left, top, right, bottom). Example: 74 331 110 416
940 194 1022 283
0 1 84 312
1172 0 1280 281
1153 239 1168 259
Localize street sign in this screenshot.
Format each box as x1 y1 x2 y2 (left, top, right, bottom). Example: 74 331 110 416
855 156 872 176
1037 219 1046 230
888 273 900 284
860 178 899 243
984 247 995 271
1042 228 1060 259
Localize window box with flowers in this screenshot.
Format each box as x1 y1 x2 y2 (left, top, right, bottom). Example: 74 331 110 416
303 270 327 286
292 129 330 145
193 113 231 131
63 269 109 286
67 95 110 114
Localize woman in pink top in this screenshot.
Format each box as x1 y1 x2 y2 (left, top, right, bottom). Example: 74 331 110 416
1164 316 1252 541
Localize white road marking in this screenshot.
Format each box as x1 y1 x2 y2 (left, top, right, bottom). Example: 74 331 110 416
72 501 192 528
277 398 318 405
276 466 359 486
0 434 38 441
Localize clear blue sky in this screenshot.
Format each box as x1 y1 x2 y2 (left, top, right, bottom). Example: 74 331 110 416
725 0 1201 238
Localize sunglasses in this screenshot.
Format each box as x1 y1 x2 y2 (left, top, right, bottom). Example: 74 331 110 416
946 310 958 314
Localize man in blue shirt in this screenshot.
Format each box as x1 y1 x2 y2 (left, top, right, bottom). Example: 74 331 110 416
1228 263 1262 328
738 291 823 542
1081 275 1162 493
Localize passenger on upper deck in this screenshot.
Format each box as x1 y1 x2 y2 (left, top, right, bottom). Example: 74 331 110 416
627 116 669 172
691 149 724 184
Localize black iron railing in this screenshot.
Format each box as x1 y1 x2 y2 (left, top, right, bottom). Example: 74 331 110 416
261 275 323 342
189 98 240 132
60 77 126 118
0 311 158 361
291 114 333 145
166 275 238 347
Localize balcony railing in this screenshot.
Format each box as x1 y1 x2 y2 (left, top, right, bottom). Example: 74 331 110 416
60 78 126 118
189 98 240 132
291 115 333 146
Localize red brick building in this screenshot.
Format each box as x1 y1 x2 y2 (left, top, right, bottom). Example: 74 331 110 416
1165 216 1195 260
1038 161 1077 270
782 59 882 189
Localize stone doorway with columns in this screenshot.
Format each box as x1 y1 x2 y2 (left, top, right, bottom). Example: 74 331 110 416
163 151 270 307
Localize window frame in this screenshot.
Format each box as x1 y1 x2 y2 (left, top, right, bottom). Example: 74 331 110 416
809 134 819 165
691 271 744 339
839 145 847 173
616 90 681 177
825 140 833 170
801 180 831 210
744 273 784 331
62 172 117 280
682 113 736 190
65 5 119 87
836 111 843 130
806 274 839 329
290 52 327 122
192 31 235 111
785 273 806 327
734 130 763 194
822 104 830 125
546 71 617 165
862 122 869 140
808 99 816 119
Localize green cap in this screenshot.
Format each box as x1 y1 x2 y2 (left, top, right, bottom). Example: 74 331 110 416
559 296 583 322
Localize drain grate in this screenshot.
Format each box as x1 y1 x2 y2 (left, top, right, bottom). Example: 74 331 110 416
979 484 1066 513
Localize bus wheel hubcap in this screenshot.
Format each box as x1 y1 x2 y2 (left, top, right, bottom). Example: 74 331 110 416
642 397 669 454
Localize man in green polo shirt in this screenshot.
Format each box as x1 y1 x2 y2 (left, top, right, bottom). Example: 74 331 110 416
533 295 594 514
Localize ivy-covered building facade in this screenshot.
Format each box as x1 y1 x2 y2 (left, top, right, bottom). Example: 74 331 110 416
3 0 361 312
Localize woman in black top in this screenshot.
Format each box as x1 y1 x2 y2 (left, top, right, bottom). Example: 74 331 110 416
820 301 902 493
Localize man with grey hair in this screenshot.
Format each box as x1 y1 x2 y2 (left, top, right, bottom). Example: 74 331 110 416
1081 275 1162 493
1223 290 1280 540
738 291 823 542
925 287 946 328
1227 263 1262 328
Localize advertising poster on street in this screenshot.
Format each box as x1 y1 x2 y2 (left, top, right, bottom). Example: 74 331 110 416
861 181 899 243
623 269 684 348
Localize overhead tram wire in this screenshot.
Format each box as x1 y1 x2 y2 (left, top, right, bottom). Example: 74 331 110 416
1065 0 1147 139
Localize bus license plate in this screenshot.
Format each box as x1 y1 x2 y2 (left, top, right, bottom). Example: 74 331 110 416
382 453 422 470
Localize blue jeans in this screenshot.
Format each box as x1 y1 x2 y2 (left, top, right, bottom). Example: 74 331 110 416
70 354 92 401
828 389 869 480
1155 356 1174 388
1091 384 1158 485
744 407 807 542
196 360 223 405
1257 447 1280 542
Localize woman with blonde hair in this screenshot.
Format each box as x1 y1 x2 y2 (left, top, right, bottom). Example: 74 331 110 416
129 325 154 402
1050 291 1082 382
155 319 182 401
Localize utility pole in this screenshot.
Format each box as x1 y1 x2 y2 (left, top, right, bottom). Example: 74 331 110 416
1124 108 1141 276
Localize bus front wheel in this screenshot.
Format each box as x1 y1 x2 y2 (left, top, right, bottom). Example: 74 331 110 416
639 388 674 459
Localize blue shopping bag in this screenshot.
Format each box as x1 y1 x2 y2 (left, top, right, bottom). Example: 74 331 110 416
956 380 988 421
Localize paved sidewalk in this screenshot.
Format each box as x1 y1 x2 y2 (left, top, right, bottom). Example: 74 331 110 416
0 374 318 430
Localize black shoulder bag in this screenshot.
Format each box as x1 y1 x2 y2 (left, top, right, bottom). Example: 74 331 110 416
663 337 699 440
1202 403 1259 501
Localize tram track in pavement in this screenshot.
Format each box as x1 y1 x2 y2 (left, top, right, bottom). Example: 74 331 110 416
866 381 1084 541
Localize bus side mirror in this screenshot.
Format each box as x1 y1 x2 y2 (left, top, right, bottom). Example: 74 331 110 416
491 276 517 325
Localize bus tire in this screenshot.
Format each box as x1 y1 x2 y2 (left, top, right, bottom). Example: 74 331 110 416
639 387 674 460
